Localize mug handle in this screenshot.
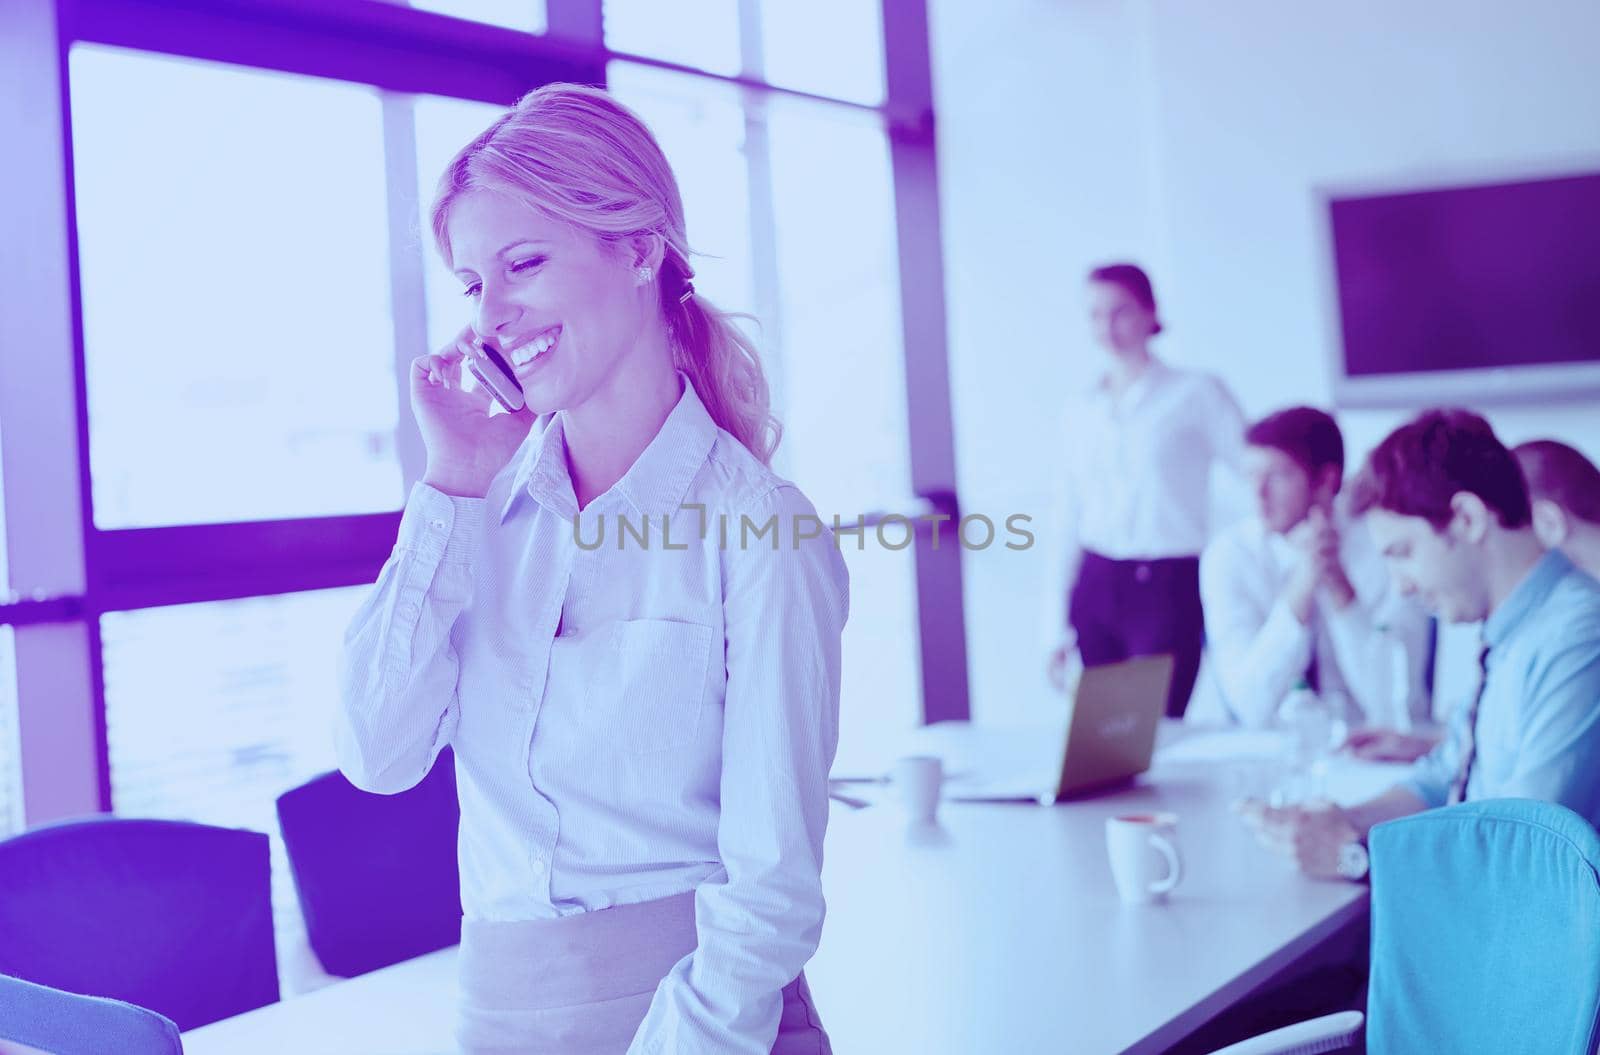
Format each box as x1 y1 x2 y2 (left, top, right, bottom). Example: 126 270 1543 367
1147 833 1182 895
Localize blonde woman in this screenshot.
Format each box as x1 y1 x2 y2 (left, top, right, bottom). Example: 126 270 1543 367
338 84 847 1054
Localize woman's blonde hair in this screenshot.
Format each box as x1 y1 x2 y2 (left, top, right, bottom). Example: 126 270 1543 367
429 83 780 464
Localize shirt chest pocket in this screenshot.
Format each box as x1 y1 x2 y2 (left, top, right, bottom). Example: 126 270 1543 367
584 619 715 756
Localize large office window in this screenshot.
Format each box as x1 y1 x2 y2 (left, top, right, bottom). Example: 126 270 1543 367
69 46 404 529
102 589 365 826
102 587 368 982
602 0 740 76
411 0 547 33
757 0 886 105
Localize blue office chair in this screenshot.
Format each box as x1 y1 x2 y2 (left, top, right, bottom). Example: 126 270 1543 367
0 817 278 1032
1208 798 1600 1054
276 747 461 978
0 973 181 1055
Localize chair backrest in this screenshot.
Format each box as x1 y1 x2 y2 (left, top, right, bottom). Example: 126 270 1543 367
0 973 181 1055
0 817 277 1032
276 748 461 978
1368 798 1600 1055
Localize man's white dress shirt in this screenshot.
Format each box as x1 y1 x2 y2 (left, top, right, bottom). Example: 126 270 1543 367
1200 506 1430 728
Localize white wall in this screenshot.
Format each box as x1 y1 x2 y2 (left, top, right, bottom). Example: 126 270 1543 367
929 0 1600 725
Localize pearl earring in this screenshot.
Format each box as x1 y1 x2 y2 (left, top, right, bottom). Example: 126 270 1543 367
636 265 654 285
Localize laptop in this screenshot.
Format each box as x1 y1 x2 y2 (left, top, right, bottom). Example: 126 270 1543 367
946 653 1176 804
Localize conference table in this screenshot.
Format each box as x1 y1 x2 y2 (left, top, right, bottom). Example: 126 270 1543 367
183 724 1404 1054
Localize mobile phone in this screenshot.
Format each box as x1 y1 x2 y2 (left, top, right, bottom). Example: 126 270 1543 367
464 337 526 412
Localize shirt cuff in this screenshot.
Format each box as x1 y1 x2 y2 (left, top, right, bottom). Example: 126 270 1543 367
401 483 486 564
1260 598 1314 662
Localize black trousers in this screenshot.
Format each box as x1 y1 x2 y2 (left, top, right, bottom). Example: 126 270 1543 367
1068 550 1204 719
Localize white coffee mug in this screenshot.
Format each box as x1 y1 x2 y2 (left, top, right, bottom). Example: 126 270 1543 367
892 755 943 825
1105 812 1183 904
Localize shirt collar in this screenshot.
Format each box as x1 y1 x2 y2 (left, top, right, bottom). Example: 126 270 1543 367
1092 356 1171 405
1484 548 1575 649
500 371 718 523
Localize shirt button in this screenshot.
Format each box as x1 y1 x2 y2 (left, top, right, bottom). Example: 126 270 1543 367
430 517 446 531
529 857 547 878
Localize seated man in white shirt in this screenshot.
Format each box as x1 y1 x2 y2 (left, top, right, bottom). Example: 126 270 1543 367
1200 407 1430 733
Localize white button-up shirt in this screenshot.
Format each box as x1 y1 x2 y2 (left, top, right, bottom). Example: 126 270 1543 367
1043 360 1245 640
1199 506 1431 728
337 375 849 1053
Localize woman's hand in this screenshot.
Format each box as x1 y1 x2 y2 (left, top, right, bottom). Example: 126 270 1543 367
413 326 536 498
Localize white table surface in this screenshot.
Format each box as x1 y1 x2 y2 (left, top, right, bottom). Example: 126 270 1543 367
183 725 1404 1055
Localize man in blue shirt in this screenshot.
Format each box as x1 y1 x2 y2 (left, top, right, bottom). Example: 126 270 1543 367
1241 409 1600 881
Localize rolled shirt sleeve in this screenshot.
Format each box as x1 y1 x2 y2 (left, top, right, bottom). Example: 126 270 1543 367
628 484 850 1054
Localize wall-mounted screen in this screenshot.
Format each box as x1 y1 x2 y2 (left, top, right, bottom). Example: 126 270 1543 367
1325 170 1600 406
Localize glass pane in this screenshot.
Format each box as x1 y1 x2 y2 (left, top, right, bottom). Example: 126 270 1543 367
413 95 514 357
758 0 885 105
763 94 911 520
762 97 921 751
411 0 547 34
0 628 21 837
832 541 922 776
69 45 403 529
603 0 740 77
104 587 370 988
607 64 755 318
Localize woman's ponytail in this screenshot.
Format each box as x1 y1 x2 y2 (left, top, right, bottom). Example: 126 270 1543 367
663 253 780 466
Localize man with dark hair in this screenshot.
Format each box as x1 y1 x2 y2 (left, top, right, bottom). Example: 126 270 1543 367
1513 439 1600 580
1200 407 1428 729
1241 409 1600 882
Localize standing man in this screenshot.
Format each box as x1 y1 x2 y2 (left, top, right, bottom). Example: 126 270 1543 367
1240 409 1600 881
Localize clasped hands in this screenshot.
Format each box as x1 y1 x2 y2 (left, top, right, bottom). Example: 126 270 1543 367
1285 506 1356 617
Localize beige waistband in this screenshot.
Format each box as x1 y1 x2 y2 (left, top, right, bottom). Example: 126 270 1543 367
459 892 698 1012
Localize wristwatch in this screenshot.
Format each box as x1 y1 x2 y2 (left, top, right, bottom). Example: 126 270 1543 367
1336 839 1370 882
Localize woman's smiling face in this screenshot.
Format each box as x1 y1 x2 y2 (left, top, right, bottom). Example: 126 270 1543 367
447 188 657 416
